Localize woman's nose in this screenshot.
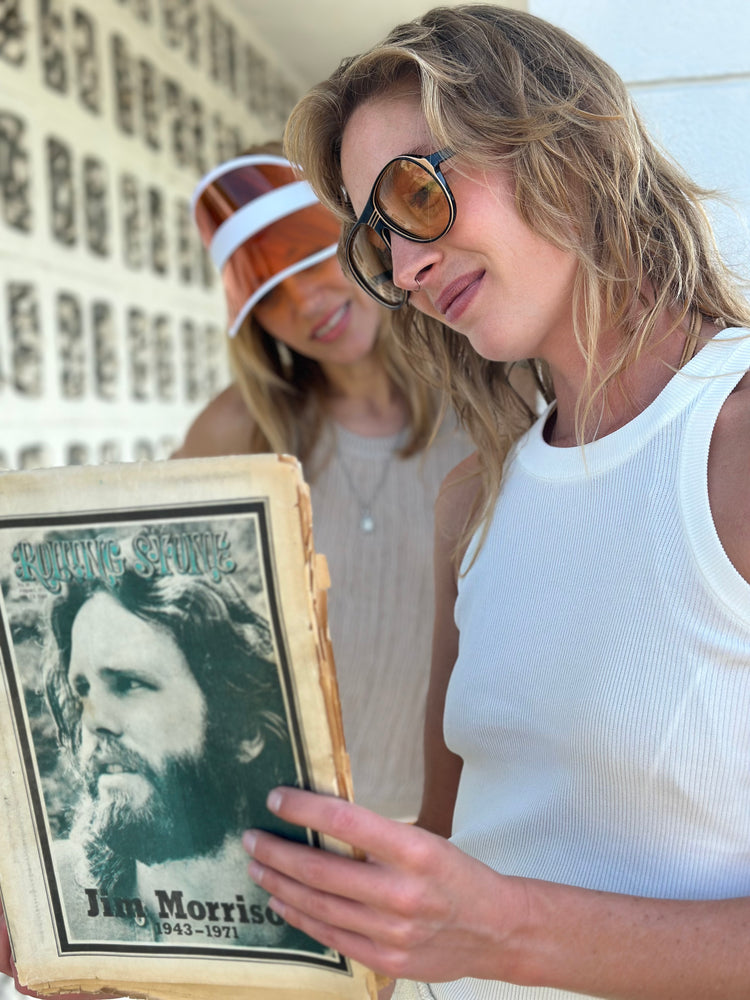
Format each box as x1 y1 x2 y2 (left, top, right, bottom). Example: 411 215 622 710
389 232 441 293
278 268 322 312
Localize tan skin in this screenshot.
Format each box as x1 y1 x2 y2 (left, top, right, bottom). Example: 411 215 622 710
238 91 750 999
415 452 478 841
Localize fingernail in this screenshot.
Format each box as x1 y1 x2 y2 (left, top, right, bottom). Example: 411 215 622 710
248 861 264 885
267 788 282 813
243 830 257 855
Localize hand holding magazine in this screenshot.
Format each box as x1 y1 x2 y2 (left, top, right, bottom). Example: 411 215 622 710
0 455 377 1000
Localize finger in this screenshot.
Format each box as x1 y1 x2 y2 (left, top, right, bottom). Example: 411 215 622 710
264 787 430 866
264 896 409 981
246 829 399 911
248 851 416 946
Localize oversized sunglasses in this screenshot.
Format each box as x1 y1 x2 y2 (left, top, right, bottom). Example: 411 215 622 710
344 148 456 308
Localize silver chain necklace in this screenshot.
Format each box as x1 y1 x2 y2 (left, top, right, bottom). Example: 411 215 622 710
336 446 395 534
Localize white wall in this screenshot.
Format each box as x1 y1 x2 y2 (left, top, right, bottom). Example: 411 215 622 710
531 0 750 275
0 0 301 471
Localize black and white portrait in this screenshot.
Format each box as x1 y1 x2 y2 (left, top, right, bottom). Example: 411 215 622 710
0 514 329 959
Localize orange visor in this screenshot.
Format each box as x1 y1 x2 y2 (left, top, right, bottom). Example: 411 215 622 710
192 155 340 337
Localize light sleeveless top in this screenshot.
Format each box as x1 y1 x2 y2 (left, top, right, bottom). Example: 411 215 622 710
309 417 470 820
432 328 750 1000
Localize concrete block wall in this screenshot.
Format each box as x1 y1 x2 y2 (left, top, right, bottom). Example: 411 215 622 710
0 0 302 471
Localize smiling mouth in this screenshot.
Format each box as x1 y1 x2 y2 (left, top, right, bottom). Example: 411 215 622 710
312 303 348 340
437 271 485 316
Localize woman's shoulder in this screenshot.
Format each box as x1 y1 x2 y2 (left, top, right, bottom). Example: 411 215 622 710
171 384 254 459
435 453 482 547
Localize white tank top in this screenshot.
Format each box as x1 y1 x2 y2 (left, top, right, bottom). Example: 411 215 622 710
437 328 750 1000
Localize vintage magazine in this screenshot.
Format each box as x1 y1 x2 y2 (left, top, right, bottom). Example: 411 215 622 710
0 455 377 1000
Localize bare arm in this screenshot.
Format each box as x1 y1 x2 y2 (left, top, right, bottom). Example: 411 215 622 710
171 384 254 459
416 455 481 837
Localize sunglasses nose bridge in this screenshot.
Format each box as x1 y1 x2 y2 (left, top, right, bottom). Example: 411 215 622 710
378 223 392 248
364 203 391 244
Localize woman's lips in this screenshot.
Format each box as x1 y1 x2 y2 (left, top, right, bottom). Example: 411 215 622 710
312 303 350 342
437 270 485 323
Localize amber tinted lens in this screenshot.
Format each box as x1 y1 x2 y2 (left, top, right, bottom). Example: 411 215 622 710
348 224 405 307
194 163 296 250
376 158 451 239
220 201 341 327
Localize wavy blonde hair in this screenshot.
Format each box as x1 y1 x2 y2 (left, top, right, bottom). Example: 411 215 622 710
285 4 750 527
225 141 442 474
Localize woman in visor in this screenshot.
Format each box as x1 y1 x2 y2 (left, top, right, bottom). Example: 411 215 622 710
173 143 479 823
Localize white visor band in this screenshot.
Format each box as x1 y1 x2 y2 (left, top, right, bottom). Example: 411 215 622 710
227 243 338 338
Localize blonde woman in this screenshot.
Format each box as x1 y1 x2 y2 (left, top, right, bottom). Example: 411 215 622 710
174 143 474 823
241 8 750 1000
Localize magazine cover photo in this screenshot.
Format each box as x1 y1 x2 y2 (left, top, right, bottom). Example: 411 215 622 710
0 507 340 968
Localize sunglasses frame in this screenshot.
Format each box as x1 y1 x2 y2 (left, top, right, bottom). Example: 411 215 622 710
344 148 456 308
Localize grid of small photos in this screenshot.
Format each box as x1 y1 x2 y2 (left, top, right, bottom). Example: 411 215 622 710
0 0 301 469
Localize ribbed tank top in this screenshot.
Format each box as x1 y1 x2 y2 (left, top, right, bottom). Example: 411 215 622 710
309 417 470 820
436 328 750 1000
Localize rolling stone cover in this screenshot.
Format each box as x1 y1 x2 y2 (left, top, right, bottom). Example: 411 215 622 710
0 455 376 1000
